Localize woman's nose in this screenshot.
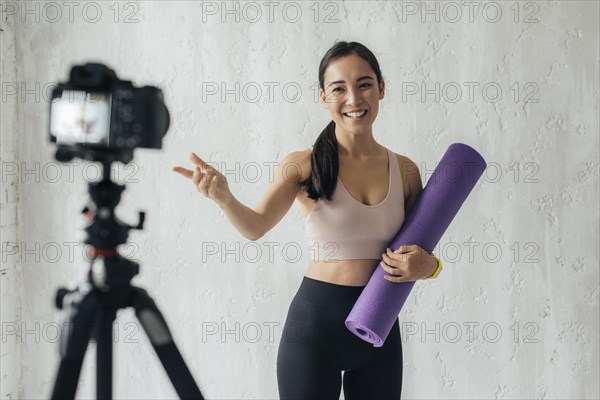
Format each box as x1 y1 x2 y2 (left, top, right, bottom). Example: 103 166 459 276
345 88 363 106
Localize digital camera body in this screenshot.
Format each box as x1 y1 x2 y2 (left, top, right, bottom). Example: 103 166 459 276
49 63 169 162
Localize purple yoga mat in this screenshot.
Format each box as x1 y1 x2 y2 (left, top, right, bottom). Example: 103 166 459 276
345 143 487 347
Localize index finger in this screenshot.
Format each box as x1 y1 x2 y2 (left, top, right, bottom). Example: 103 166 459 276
189 152 211 170
392 245 418 254
172 166 194 179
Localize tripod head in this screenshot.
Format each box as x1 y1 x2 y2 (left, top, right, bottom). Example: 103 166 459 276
82 157 145 251
82 157 146 292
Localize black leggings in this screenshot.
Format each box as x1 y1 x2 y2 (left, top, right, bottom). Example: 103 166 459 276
277 276 403 400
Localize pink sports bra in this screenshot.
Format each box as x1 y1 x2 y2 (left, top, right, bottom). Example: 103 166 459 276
303 147 405 262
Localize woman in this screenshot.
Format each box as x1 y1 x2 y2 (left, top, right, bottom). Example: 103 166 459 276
173 41 441 399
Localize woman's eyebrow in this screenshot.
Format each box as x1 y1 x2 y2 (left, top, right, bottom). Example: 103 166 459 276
326 76 373 88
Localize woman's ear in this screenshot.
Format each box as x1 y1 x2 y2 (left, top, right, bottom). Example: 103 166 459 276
379 80 385 100
319 88 328 109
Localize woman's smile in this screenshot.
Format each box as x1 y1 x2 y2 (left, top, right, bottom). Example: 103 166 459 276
343 109 368 121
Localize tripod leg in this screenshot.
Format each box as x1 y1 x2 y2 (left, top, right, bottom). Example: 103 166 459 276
97 309 117 399
51 288 100 399
130 287 204 400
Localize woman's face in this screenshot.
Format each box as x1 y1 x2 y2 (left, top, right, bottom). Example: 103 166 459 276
319 53 385 136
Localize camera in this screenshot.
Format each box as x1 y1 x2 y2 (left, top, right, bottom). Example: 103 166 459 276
48 62 170 163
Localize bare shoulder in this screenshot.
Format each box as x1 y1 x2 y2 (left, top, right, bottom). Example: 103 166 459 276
279 147 312 184
389 150 423 200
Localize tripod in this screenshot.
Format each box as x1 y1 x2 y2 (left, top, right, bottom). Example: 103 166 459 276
50 160 204 399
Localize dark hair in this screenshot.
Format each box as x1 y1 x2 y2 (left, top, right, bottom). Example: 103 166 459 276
299 41 384 201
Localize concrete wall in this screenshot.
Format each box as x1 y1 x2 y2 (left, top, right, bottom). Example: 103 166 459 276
1 3 23 398
1 1 598 398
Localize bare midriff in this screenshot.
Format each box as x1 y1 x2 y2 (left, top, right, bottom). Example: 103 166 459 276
304 259 381 287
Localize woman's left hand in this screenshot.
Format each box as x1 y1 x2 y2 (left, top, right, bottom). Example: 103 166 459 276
380 244 438 283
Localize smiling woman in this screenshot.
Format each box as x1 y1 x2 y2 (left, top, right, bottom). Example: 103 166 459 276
274 40 436 400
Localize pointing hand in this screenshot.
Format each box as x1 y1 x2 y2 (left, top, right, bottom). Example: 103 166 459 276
172 152 233 207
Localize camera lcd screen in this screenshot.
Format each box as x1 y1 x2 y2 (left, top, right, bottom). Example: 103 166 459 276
50 90 111 146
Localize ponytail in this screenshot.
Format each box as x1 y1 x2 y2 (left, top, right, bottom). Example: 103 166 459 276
300 120 339 201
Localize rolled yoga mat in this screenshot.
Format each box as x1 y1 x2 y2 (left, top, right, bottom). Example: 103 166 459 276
345 143 487 347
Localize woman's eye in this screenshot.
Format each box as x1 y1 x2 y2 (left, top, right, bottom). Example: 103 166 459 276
332 83 371 93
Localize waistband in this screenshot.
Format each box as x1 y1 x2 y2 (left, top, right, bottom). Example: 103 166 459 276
293 276 366 309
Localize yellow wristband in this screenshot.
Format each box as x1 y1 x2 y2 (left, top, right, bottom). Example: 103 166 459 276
427 255 443 279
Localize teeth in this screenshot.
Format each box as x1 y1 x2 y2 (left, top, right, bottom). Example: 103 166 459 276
345 110 367 118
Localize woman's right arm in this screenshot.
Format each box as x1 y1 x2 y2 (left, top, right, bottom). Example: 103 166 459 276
217 195 266 241
173 150 309 241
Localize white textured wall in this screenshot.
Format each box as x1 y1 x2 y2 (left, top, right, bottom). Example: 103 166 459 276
1 1 598 399
1 3 23 397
